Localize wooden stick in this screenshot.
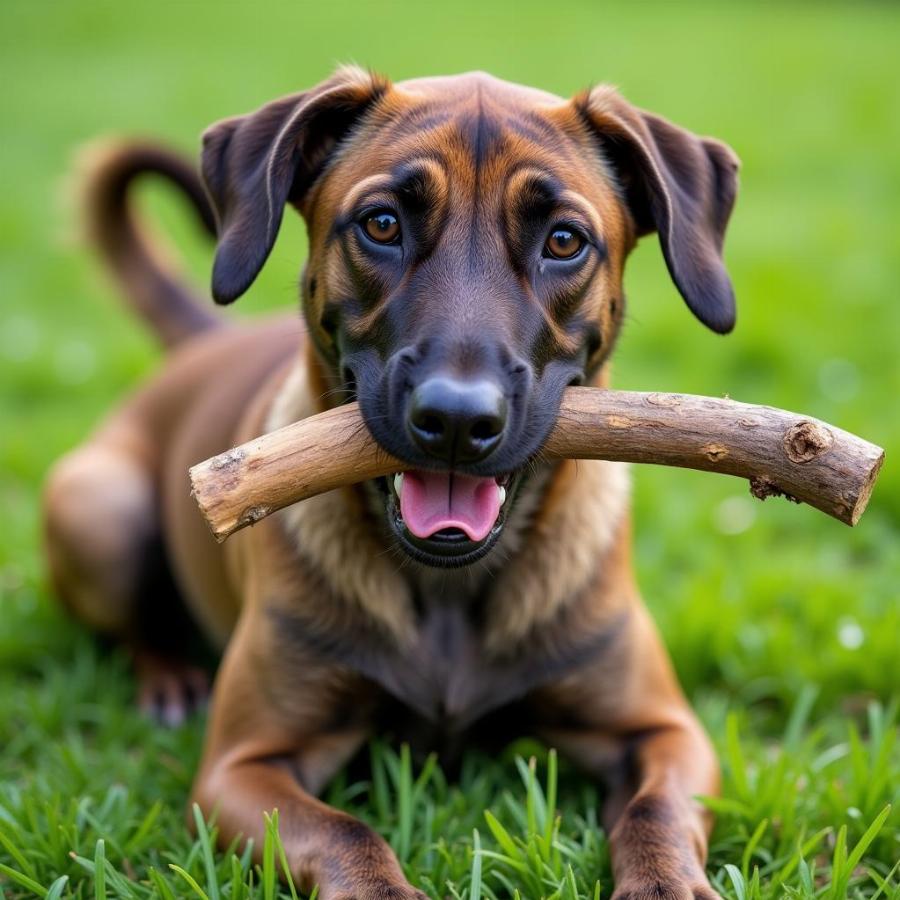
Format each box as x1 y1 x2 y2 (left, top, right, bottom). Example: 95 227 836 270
189 387 884 542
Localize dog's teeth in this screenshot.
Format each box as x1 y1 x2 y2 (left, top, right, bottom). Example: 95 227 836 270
498 485 507 507
393 473 404 495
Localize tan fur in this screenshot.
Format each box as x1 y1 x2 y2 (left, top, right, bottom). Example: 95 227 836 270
266 361 417 646
485 458 630 651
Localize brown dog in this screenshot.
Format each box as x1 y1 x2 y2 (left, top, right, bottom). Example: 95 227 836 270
44 67 739 899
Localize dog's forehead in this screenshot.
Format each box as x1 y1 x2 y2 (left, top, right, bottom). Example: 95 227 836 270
396 70 564 108
387 70 574 148
314 71 618 231
328 70 595 188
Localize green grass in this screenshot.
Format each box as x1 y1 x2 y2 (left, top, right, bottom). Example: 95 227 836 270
1 1 899 897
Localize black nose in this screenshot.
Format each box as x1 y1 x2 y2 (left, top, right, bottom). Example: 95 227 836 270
407 375 508 464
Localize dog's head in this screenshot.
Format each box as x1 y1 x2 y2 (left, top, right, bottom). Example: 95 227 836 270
201 66 739 567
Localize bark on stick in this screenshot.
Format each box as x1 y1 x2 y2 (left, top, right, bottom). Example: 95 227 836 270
189 387 884 542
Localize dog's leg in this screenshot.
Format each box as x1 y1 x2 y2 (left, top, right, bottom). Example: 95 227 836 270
539 604 721 900
603 719 720 900
192 616 425 900
43 423 209 723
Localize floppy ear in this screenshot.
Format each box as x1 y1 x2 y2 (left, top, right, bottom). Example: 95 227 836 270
578 86 740 333
201 66 388 304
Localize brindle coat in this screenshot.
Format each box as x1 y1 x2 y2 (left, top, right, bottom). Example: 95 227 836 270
44 67 739 900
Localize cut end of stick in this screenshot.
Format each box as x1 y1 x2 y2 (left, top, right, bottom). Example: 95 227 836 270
849 449 885 527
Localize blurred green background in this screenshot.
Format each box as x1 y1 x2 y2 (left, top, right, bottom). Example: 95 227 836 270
3 0 898 702
1 1 899 896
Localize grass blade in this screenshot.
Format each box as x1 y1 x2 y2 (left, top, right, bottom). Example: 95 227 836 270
192 803 221 900
724 864 746 900
845 804 891 873
124 800 163 855
45 875 69 900
545 749 558 848
469 829 483 900
725 714 750 803
784 685 818 750
169 864 211 900
268 810 300 900
0 831 38 881
94 839 106 900
0 863 46 895
741 818 768 880
262 811 276 900
149 866 177 900
483 810 521 862
398 743 414 863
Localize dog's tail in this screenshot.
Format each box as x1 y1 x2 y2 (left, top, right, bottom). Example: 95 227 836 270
76 138 222 350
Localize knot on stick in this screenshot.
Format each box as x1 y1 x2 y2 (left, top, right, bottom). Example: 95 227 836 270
783 421 834 463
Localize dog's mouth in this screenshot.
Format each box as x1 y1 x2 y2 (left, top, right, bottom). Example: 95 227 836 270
378 469 522 567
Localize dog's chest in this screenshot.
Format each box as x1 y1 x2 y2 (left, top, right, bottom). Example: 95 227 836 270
269 598 500 729
347 598 618 735
270 579 622 736
363 600 508 730
409 601 496 724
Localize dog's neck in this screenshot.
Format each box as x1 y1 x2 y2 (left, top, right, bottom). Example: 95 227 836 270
265 352 630 654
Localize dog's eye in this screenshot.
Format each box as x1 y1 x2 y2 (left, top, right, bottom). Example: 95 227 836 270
544 228 585 260
363 211 401 244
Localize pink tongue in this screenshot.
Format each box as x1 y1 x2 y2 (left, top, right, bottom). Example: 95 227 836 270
399 471 501 542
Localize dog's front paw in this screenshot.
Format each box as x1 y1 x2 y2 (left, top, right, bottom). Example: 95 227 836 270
611 877 722 900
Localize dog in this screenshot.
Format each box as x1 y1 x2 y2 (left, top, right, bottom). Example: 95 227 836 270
44 67 739 900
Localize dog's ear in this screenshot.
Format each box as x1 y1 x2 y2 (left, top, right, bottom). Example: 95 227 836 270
201 66 388 304
577 86 740 333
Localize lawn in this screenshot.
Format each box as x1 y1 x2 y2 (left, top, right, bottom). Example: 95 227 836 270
1 1 899 897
